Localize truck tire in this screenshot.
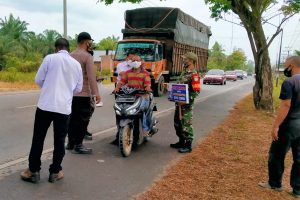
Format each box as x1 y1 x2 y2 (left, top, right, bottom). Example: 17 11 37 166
154 76 165 97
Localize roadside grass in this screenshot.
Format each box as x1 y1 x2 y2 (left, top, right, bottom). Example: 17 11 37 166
0 71 38 91
0 69 113 92
135 94 294 200
0 82 38 92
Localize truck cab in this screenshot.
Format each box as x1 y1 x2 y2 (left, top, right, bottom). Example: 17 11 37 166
112 39 167 96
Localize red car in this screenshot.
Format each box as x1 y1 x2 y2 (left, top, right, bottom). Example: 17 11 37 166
225 71 237 81
203 69 226 85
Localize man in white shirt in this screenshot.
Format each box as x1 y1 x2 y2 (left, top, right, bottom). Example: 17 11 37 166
20 38 83 183
116 52 135 83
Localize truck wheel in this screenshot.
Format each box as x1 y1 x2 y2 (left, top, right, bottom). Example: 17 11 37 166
154 76 165 97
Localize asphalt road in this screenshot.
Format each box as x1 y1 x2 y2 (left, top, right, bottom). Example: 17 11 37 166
0 78 254 199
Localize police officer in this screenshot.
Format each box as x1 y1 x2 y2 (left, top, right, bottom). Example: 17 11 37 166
170 52 200 153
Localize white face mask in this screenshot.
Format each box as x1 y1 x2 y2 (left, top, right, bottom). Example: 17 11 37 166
130 61 142 69
126 60 132 65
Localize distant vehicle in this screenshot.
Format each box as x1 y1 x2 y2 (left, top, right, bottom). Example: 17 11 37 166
203 69 226 85
234 70 244 80
225 71 237 81
242 71 248 78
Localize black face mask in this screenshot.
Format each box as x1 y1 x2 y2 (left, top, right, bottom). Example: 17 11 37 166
88 50 94 56
284 68 292 77
183 62 189 69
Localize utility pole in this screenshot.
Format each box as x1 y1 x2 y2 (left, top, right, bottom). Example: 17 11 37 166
276 29 283 87
285 46 292 57
63 0 67 38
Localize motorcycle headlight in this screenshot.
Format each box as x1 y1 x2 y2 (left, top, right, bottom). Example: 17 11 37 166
128 108 137 115
115 110 121 116
114 103 121 111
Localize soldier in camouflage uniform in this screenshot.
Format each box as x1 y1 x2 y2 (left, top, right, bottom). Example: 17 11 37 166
170 52 200 153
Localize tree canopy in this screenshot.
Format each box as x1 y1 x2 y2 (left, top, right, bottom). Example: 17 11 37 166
0 14 114 72
96 35 119 50
204 0 300 110
99 0 143 5
207 42 226 70
207 42 248 71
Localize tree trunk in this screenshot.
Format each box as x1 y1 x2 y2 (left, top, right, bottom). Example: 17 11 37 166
252 23 273 111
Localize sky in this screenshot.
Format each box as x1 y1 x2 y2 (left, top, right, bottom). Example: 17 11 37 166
0 0 299 65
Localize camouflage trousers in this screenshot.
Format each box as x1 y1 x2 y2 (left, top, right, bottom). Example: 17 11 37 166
174 102 194 141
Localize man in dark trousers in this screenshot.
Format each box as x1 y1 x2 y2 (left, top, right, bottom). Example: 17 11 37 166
66 32 101 154
20 38 83 183
259 56 300 198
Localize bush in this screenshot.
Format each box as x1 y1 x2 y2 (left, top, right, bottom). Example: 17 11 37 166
0 71 36 83
273 75 285 109
3 53 42 72
5 67 18 82
96 69 112 84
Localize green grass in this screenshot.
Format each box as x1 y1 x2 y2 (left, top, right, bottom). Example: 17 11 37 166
0 71 36 82
273 75 285 109
0 69 113 85
97 69 112 85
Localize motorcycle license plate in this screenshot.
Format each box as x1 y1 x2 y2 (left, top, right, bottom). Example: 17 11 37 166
116 96 136 103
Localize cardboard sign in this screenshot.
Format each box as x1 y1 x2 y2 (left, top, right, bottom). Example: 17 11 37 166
167 83 189 104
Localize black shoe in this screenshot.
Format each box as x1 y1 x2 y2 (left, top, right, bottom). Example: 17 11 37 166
110 139 119 146
170 139 185 149
288 190 300 198
178 140 192 153
73 144 92 154
66 143 74 150
84 131 93 140
178 147 192 153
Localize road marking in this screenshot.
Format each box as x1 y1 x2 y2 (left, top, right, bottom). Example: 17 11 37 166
1 81 252 171
16 105 36 109
0 148 53 170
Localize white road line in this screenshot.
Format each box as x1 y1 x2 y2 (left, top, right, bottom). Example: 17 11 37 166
1 81 252 171
16 105 36 109
0 148 53 170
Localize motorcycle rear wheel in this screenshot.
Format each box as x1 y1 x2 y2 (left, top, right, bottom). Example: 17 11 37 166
119 125 133 157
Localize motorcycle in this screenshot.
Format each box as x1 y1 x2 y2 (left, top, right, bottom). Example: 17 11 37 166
113 86 158 157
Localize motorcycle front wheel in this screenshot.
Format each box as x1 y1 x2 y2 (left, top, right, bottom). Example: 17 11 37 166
119 125 133 157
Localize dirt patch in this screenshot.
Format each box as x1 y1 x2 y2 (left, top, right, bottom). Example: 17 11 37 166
0 82 38 92
136 95 294 200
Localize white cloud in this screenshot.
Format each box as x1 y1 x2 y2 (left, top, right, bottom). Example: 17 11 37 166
0 0 299 64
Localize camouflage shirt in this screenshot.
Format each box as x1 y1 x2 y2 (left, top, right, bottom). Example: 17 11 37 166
178 68 200 104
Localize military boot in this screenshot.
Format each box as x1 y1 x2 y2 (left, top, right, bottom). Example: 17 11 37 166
170 138 185 149
178 140 192 153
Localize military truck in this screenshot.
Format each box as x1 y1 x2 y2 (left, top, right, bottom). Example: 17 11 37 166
112 7 211 96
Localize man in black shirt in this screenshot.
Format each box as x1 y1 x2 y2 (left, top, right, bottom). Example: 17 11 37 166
259 56 300 198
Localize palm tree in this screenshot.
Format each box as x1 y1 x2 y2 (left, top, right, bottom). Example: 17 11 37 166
42 29 62 54
0 14 29 42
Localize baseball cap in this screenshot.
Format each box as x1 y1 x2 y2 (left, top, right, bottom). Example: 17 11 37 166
77 32 93 43
182 52 198 62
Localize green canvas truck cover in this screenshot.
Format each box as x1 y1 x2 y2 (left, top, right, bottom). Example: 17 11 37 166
122 7 211 50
